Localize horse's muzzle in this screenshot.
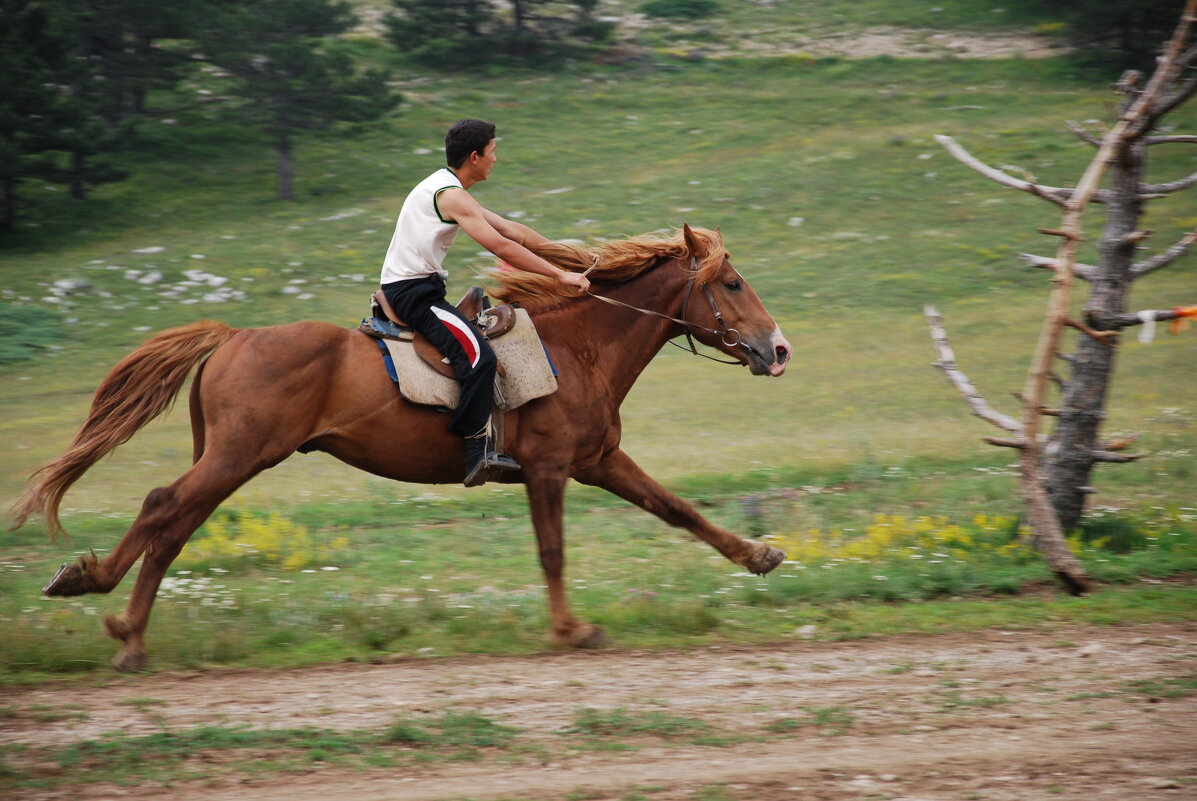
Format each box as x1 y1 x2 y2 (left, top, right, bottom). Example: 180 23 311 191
744 327 791 376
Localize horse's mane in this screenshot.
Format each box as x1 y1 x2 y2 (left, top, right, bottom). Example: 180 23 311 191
487 227 726 308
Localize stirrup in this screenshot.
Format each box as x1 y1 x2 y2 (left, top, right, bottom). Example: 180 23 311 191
463 450 521 488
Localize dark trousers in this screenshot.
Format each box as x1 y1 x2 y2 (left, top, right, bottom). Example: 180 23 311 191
382 274 497 438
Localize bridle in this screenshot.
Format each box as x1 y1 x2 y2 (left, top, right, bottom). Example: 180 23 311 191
584 255 745 365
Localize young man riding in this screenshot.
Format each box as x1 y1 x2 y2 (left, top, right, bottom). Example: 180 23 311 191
379 118 590 487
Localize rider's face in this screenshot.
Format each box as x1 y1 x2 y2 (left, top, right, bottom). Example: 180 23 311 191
474 139 498 180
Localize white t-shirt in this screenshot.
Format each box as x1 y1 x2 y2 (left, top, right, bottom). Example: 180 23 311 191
380 168 463 284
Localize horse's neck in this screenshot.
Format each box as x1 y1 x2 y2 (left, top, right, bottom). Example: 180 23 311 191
567 263 685 402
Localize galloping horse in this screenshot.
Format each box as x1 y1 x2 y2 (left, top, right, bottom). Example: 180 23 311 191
11 224 792 671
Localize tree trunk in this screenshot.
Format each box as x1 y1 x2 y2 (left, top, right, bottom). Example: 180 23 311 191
133 35 152 116
1022 453 1093 595
69 150 87 200
276 130 293 202
2 176 15 233
1047 139 1144 532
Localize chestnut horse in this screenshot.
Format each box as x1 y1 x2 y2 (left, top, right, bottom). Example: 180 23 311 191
11 224 792 671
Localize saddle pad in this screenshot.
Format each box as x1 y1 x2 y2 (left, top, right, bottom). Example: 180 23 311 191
381 308 557 411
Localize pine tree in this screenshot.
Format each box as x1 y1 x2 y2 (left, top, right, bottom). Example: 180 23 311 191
44 0 203 200
0 0 62 230
386 0 499 68
195 0 399 201
387 0 601 69
1038 0 1188 70
1 0 202 223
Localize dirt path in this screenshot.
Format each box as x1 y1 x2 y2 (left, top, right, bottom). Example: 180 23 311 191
3 623 1195 800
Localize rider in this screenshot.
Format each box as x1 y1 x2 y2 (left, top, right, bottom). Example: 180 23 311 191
379 118 590 487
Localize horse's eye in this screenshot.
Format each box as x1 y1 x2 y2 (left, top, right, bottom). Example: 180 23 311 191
725 280 742 291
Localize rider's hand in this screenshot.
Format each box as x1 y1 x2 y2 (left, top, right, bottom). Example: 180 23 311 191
558 271 590 295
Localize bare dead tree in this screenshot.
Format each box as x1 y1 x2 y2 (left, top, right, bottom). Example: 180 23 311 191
925 1 1197 595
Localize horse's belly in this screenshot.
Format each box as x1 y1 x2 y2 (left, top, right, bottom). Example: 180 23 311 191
307 399 468 485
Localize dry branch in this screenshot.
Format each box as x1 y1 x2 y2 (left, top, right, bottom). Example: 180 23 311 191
933 135 1098 206
1099 434 1139 451
1128 16 1197 135
1067 121 1103 147
1145 134 1197 144
1131 228 1197 276
1140 169 1197 195
1039 227 1083 240
927 1 1197 597
1152 74 1197 121
1121 230 1153 245
923 305 1022 434
1011 0 1197 595
1063 317 1118 345
1091 449 1148 463
1019 253 1096 281
1104 305 1197 330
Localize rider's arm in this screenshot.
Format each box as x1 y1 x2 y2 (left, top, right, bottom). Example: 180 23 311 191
481 208 551 248
439 189 589 293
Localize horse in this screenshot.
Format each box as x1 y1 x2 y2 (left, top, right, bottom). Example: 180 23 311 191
10 224 792 672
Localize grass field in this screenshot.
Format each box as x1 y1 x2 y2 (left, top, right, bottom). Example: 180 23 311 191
1 8 1195 682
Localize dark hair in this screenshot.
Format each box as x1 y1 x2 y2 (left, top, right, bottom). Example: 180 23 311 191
445 118 496 168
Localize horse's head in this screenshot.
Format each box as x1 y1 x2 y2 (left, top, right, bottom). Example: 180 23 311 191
679 224 791 376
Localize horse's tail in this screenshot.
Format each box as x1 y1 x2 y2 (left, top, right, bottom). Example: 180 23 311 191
8 321 240 539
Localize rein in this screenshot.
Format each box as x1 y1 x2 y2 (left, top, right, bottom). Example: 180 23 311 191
584 256 744 365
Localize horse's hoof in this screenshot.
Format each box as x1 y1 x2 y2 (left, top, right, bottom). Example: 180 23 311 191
43 562 87 596
111 649 147 673
746 545 786 576
43 551 105 596
571 624 608 649
555 623 608 650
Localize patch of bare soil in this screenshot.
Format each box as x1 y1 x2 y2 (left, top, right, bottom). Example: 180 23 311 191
3 623 1195 800
349 3 1068 62
740 27 1068 60
650 26 1069 61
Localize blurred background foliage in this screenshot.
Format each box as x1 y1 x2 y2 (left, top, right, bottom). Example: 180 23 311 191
1 0 1185 230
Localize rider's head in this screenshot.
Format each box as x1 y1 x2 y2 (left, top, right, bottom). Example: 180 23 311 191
445 119 497 169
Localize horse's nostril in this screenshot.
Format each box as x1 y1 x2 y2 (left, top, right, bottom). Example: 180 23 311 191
776 345 790 363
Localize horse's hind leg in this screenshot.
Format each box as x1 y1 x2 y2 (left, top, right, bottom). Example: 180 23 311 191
43 452 259 671
189 360 207 464
577 449 784 575
104 455 261 672
41 484 188 599
41 364 215 600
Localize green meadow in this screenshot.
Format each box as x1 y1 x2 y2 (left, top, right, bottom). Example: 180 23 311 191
2 15 1195 681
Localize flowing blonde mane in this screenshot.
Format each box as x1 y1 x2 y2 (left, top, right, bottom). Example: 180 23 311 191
487 227 726 307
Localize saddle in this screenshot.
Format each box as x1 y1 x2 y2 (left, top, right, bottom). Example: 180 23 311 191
361 286 515 378
357 286 557 413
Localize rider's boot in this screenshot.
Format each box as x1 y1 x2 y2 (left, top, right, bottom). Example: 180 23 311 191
463 431 521 487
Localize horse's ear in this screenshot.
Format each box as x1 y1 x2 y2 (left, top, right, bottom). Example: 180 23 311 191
682 222 705 258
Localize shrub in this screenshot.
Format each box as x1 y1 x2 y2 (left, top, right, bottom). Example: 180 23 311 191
0 303 59 364
760 507 1197 601
641 0 720 20
178 506 349 571
767 513 1034 570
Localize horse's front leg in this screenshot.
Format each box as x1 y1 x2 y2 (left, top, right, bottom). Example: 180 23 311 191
577 448 785 575
524 467 607 649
